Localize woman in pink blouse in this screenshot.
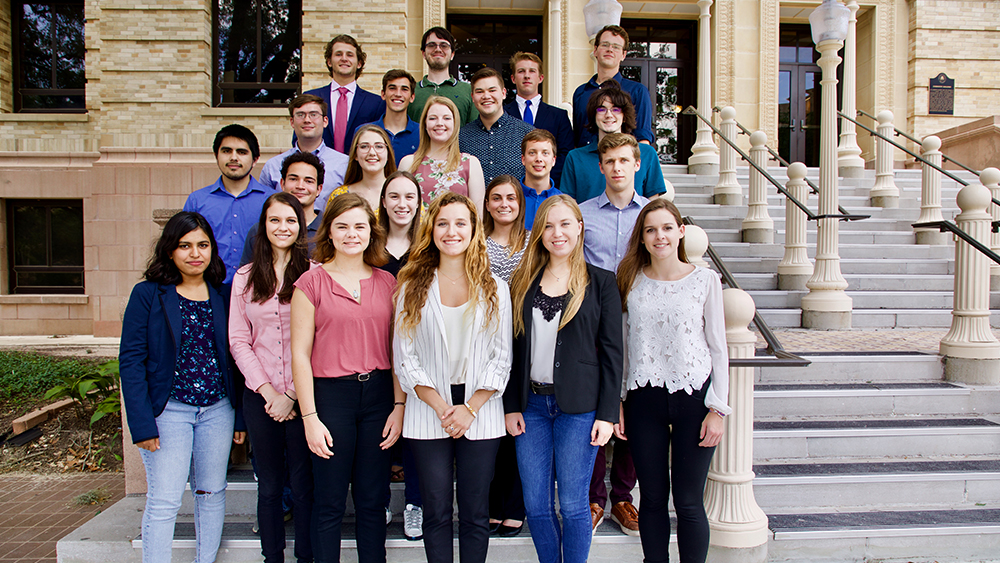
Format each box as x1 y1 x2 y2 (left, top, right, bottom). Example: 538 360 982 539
290 193 406 563
230 192 313 563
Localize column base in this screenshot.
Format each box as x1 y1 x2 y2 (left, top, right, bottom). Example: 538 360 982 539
838 164 866 178
915 230 950 245
778 273 811 291
802 309 852 330
742 228 774 244
715 192 743 206
870 194 899 208
943 356 1000 385
689 162 720 176
708 542 769 563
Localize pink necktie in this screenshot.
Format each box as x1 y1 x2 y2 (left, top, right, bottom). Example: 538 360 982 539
334 87 349 153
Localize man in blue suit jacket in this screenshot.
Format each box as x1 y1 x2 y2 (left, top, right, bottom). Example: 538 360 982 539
302 35 385 154
504 52 573 189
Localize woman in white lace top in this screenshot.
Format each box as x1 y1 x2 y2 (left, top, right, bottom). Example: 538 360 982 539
614 198 731 563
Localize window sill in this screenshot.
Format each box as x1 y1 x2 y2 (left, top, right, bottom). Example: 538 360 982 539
0 113 89 123
200 108 288 118
0 295 89 305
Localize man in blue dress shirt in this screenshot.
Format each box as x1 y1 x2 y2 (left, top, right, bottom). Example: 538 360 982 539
572 25 654 148
519 129 562 228
183 124 275 284
356 70 420 165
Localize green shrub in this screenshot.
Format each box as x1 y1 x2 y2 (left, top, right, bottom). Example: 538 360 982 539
0 351 100 404
45 359 120 425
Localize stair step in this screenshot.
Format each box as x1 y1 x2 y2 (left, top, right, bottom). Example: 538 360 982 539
753 382 991 418
756 354 945 383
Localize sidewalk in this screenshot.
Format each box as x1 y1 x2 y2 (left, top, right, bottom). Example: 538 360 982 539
0 473 125 563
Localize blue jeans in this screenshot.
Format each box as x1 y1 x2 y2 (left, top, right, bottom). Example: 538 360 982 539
515 392 598 563
139 398 235 563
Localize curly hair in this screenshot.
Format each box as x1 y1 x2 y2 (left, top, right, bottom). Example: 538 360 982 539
586 81 637 135
616 198 688 311
324 35 366 79
394 192 499 335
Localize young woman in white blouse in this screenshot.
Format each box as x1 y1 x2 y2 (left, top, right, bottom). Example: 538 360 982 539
393 191 512 563
614 198 731 563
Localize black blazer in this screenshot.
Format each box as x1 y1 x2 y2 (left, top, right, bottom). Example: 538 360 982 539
504 264 623 422
504 100 573 188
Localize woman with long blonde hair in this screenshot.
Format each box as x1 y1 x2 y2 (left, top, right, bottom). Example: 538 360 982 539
503 194 623 563
327 124 397 212
399 96 485 215
393 191 512 563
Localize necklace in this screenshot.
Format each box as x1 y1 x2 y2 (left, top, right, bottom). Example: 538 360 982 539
331 263 362 299
546 266 570 282
439 269 466 285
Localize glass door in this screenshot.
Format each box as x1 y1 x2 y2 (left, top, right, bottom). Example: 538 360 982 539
448 16 542 104
778 26 824 167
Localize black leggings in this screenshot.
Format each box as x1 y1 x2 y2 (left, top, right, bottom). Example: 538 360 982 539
624 382 716 563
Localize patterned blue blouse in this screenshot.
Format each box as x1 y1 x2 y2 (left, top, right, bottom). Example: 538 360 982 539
170 295 226 407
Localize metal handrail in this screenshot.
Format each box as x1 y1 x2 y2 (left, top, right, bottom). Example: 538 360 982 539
712 106 867 221
856 109 980 178
683 216 810 367
912 221 1000 265
683 106 868 221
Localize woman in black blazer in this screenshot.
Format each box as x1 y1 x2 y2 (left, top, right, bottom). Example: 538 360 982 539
503 195 623 563
119 212 246 563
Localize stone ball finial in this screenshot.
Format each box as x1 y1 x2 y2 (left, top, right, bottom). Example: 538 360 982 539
876 110 894 125
723 288 756 332
980 167 1000 187
750 130 767 147
662 179 675 202
787 162 808 180
684 224 709 267
720 106 737 121
922 135 941 153
956 182 991 214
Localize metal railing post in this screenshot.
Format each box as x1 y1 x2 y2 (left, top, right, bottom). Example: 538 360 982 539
714 106 743 205
778 162 814 290
741 131 774 243
915 135 948 245
869 110 900 208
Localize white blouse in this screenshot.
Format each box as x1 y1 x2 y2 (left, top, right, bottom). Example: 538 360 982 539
441 302 472 385
623 267 731 415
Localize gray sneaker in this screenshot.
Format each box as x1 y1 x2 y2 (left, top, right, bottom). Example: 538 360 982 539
403 504 423 540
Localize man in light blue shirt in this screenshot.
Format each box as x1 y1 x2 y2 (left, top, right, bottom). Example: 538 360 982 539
183 124 275 283
259 94 348 214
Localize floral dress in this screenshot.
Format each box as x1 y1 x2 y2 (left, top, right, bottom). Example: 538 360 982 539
414 154 472 209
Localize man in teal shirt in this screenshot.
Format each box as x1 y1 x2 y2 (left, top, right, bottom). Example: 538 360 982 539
408 27 479 125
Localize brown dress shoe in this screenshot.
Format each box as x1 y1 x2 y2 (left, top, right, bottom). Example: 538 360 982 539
610 501 640 536
590 502 605 533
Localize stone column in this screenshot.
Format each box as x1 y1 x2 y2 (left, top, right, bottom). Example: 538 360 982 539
914 135 948 245
981 167 1000 289
547 0 564 106
939 182 1000 385
801 39 852 330
685 224 710 268
869 110 900 208
715 106 743 205
836 0 864 177
688 0 720 175
778 162 813 290
705 288 769 562
741 131 774 243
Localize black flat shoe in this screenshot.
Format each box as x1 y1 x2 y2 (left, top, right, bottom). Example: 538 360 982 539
489 521 501 534
497 523 523 537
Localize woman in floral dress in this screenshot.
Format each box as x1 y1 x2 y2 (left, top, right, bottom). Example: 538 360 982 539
400 96 486 216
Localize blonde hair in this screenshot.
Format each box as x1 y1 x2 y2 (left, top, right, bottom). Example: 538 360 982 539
409 96 463 175
395 192 499 335
509 195 590 335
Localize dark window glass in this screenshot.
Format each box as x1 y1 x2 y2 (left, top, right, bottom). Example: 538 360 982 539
449 16 543 104
214 0 302 106
7 200 85 294
14 1 86 112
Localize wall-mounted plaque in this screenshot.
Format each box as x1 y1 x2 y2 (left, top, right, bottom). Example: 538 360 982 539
928 73 954 116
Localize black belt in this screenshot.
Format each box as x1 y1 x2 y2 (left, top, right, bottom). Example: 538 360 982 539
340 369 388 382
530 381 555 395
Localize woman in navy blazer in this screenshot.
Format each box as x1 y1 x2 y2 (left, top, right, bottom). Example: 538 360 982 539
120 211 246 563
504 195 623 563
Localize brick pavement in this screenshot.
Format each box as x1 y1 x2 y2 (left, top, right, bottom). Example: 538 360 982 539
761 328 1000 354
0 473 125 563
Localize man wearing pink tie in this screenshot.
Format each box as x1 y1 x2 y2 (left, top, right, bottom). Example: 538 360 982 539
303 35 385 154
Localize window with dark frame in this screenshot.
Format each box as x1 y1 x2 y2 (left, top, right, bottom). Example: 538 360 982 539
12 1 86 112
6 199 85 295
214 0 302 107
448 16 543 105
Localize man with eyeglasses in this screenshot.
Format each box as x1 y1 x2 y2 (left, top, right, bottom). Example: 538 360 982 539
408 27 479 125
355 69 421 165
572 25 654 149
261 94 348 214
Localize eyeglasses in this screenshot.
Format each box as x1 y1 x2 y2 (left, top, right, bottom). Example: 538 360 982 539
358 143 388 154
424 41 451 52
595 107 623 114
598 41 625 52
293 111 323 121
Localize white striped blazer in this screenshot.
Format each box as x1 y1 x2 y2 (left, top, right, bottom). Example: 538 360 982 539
393 272 512 440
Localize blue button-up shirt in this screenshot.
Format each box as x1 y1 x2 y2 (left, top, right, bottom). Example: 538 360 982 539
561 141 666 204
183 176 275 283
520 179 562 229
579 190 649 272
459 113 535 184
357 116 420 165
572 72 654 148
260 143 348 214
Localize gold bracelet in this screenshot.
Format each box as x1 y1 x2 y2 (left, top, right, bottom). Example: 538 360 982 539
464 402 477 418
302 412 318 419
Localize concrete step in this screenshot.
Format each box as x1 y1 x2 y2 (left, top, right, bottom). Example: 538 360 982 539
746 290 1000 310
757 307 1000 329
732 273 964 292
719 257 957 275
752 382 1000 418
755 354 945 384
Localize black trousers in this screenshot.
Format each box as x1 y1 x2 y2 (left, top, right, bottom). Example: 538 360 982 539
409 385 501 563
488 433 525 521
311 372 393 563
624 382 717 563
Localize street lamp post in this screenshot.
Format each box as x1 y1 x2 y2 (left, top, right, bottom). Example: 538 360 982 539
801 0 853 330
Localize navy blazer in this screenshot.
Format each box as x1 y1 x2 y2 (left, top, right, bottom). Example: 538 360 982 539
504 100 573 189
503 264 623 423
119 281 244 443
302 83 386 151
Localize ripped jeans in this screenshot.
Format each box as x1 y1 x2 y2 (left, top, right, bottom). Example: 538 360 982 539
139 398 235 563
